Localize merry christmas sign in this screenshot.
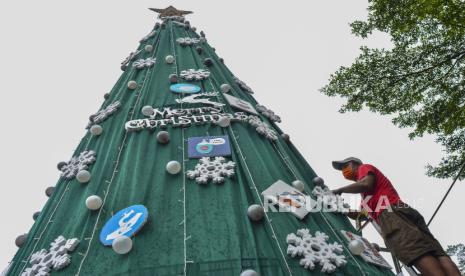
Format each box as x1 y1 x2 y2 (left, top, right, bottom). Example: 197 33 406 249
188 136 231 158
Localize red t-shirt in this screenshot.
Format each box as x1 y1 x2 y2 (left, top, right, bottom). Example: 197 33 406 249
357 164 401 220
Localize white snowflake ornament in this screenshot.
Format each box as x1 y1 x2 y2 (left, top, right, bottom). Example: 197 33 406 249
132 57 156 70
176 37 201 46
186 157 235 185
22 236 79 276
286 229 347 273
312 186 350 213
87 101 121 128
248 116 278 141
233 76 254 94
121 50 141 71
179 69 210 81
59 151 96 179
256 104 282 123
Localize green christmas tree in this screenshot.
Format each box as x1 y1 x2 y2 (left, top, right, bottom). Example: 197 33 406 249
4 7 395 276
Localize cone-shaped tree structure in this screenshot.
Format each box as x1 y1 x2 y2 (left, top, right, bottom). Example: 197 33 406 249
5 7 395 276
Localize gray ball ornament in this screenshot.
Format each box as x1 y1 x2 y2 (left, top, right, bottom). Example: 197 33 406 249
127 80 138 90
203 58 213 67
90 125 103 136
86 195 103 210
104 93 110 100
240 270 259 276
157 131 170 144
45 186 55 197
77 170 91 183
33 211 41 221
247 204 265 221
312 176 325 187
195 46 203 55
15 234 28 248
281 133 290 142
220 83 231 93
292 180 305 192
112 236 133 254
166 161 182 175
57 161 67 170
217 116 231 128
165 55 175 64
169 74 178 83
144 45 153 52
348 239 365 255
141 105 154 116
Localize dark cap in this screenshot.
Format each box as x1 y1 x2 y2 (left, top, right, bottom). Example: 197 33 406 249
332 157 363 170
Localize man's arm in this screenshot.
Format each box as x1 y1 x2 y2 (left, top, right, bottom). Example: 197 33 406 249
332 174 375 195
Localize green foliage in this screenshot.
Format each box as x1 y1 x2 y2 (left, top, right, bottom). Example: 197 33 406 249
321 0 465 179
446 243 465 275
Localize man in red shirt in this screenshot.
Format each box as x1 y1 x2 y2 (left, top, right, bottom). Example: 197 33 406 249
331 157 460 276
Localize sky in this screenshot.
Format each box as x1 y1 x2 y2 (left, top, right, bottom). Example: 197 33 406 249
0 0 463 273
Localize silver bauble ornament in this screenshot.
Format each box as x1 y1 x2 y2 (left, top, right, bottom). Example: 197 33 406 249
144 45 153 52
220 83 231 93
127 80 138 90
57 161 67 170
90 124 103 136
217 116 231 127
141 105 154 116
203 58 213 67
15 234 28 248
86 195 103 210
112 236 133 254
33 211 40 221
281 133 290 142
45 186 55 197
157 131 170 144
312 176 325 187
240 270 259 276
166 161 181 175
348 239 365 255
165 55 175 64
292 180 305 192
247 204 265 221
169 74 178 83
77 170 91 183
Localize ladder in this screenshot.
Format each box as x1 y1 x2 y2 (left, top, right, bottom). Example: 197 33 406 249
356 218 419 276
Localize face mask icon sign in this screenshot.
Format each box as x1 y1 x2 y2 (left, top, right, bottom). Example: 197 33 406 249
188 136 231 158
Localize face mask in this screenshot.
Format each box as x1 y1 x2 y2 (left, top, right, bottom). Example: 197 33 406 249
342 166 357 181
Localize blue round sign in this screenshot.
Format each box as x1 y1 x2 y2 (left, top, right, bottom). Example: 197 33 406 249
99 205 148 246
170 83 201 94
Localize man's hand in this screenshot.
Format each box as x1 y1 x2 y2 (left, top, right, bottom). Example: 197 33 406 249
331 188 342 195
346 210 369 221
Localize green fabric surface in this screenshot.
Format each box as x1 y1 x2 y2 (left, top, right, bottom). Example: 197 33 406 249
7 18 395 276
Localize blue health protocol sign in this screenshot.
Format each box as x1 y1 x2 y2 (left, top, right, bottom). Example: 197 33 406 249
99 205 149 246
188 136 232 158
170 83 201 94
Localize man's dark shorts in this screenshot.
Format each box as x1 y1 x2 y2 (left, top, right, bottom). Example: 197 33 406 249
378 204 447 266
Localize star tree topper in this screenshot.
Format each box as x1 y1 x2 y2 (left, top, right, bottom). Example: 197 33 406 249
149 6 193 19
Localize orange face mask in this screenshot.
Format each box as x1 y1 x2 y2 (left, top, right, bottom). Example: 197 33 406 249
342 166 357 181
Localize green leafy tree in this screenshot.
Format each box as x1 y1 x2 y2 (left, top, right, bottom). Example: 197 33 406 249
447 243 465 275
321 0 465 179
